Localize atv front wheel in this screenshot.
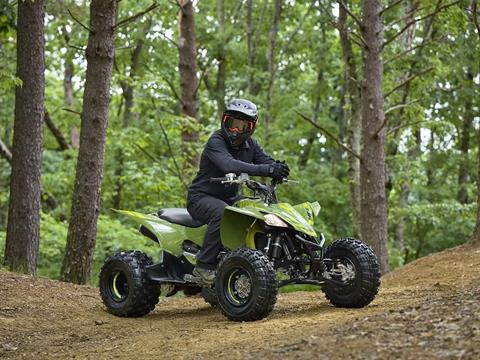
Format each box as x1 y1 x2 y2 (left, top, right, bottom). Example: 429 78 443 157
322 238 380 308
99 251 160 317
215 248 277 321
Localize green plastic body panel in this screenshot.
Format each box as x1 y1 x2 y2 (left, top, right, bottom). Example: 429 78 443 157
116 199 320 258
113 210 206 257
220 199 319 250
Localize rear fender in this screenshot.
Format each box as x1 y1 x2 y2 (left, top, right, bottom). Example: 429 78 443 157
113 209 207 257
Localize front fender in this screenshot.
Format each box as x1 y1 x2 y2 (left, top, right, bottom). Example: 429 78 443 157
220 206 264 250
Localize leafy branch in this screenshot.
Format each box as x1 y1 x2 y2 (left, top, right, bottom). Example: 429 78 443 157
296 111 362 161
383 1 460 48
384 66 435 99
114 2 159 30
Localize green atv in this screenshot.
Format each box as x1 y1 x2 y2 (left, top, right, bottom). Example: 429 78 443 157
99 173 380 322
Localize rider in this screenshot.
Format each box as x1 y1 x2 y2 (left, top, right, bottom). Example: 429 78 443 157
187 99 290 283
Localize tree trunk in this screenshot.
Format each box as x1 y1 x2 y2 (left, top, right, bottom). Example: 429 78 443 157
4 0 44 275
472 127 480 246
457 71 474 204
61 0 116 284
178 0 199 166
360 0 389 273
299 53 323 168
264 0 282 133
246 0 268 96
338 0 362 238
215 0 226 121
393 0 418 253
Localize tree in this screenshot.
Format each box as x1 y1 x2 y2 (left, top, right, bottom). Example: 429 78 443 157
338 0 362 238
4 0 45 275
178 0 199 166
360 0 389 272
469 0 480 246
61 0 116 284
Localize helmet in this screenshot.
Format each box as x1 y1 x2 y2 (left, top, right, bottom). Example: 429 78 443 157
221 99 258 147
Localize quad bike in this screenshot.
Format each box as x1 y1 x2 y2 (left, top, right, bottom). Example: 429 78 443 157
99 173 381 322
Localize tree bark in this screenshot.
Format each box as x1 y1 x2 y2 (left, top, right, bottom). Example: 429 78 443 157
457 71 474 204
246 0 268 96
4 0 44 275
264 0 282 133
360 0 389 273
178 0 199 166
393 0 418 254
338 0 362 239
61 0 116 284
215 0 226 121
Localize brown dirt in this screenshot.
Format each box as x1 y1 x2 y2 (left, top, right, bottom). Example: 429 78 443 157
1 244 479 359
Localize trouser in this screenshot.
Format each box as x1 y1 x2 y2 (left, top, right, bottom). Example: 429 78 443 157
187 195 229 269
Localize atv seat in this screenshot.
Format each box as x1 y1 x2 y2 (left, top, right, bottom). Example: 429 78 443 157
157 208 203 228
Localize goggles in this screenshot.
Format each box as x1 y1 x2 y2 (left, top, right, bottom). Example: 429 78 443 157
223 115 255 134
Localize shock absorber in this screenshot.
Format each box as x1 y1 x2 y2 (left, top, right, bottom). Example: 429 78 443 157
270 233 283 259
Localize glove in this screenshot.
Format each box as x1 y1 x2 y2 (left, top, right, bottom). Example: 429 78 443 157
268 162 290 180
276 160 290 172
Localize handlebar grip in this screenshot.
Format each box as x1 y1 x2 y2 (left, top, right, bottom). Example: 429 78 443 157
210 177 227 183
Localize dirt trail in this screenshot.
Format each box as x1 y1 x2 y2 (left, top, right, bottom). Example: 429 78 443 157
1 244 479 359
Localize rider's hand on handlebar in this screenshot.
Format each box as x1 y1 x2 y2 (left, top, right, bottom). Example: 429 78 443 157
268 162 290 180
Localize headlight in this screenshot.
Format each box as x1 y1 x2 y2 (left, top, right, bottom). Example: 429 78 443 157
264 214 288 228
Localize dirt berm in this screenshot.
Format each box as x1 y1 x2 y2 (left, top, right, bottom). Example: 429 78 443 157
1 244 479 359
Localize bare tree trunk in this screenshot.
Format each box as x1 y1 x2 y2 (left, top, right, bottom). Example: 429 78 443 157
458 71 474 204
246 0 268 96
472 128 480 246
360 0 389 273
64 61 74 108
338 0 362 238
62 24 79 149
215 0 226 121
264 0 282 133
61 0 116 284
393 0 418 253
4 0 44 275
468 0 480 246
178 0 199 166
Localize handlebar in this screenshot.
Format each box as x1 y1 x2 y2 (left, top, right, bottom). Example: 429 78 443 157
210 173 298 185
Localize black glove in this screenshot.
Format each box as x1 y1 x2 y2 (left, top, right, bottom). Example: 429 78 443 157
276 160 290 172
268 162 290 180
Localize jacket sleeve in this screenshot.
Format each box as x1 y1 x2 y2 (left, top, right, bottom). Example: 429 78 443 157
251 139 275 165
204 135 270 176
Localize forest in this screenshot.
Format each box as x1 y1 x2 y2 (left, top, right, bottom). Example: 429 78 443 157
1 0 480 358
0 0 479 287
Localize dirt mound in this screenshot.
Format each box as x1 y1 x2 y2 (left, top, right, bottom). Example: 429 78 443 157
1 244 479 359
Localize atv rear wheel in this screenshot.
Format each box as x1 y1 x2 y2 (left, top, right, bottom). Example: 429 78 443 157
322 238 380 308
215 248 277 321
99 251 160 317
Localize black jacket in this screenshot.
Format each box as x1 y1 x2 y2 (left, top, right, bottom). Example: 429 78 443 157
187 130 274 204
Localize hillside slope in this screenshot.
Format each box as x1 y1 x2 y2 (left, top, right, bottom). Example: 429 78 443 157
1 244 479 359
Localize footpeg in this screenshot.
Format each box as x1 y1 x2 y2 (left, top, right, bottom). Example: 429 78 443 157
184 274 213 287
